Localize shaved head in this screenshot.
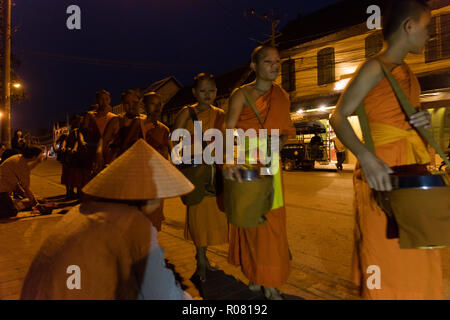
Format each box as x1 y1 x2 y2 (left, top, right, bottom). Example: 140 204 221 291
383 0 430 40
251 45 278 65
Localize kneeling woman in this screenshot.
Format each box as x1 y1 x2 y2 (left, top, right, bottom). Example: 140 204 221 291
173 73 229 281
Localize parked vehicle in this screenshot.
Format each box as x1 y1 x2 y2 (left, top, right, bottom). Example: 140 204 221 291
281 121 331 171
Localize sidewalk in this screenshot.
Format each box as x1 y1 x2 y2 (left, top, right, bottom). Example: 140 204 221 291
0 160 358 300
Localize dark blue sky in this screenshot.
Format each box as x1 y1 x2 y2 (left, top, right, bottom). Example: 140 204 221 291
12 0 340 131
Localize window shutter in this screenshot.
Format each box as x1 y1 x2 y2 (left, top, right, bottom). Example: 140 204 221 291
317 47 335 86
282 59 296 92
365 31 383 58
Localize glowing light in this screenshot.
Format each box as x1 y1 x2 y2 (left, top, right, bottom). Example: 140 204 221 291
306 106 336 113
0 112 3 118
13 83 21 89
334 79 351 91
296 109 304 115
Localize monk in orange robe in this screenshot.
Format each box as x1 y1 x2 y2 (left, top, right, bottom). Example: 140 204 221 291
173 73 229 281
330 0 443 299
141 92 173 231
224 46 296 300
96 89 144 168
81 90 117 181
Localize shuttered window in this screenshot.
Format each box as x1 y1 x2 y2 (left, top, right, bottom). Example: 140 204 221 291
317 47 335 86
365 31 383 58
425 13 450 63
281 59 296 92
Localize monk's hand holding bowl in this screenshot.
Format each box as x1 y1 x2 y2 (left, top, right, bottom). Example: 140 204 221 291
358 150 394 192
223 164 246 183
409 110 431 129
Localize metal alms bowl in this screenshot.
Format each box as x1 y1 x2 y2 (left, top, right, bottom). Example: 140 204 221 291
390 174 449 190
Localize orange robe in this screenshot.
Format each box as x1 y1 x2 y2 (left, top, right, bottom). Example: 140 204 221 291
352 63 443 299
183 106 229 247
228 84 296 288
141 120 171 231
82 111 117 180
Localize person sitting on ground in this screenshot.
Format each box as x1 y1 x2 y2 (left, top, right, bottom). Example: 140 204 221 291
20 139 195 300
0 146 45 219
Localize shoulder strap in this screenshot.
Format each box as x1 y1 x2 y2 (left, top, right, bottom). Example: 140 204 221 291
213 109 225 130
242 88 264 129
355 102 375 154
378 60 450 167
188 106 199 123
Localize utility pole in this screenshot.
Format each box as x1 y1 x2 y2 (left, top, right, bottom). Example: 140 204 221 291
0 0 11 148
249 8 281 46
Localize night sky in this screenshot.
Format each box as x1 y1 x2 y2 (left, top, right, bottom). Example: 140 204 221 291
11 0 340 132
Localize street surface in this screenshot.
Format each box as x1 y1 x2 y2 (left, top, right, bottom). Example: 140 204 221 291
1 159 449 299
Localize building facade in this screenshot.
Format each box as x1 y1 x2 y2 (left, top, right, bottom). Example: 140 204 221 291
275 0 450 165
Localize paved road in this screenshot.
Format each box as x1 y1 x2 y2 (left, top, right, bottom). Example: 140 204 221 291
1 160 448 299
163 167 450 299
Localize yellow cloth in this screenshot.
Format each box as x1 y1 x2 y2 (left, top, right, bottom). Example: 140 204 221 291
370 123 430 165
244 136 283 210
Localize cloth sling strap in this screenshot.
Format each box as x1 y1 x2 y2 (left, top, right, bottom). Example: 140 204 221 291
242 89 265 128
356 60 450 168
187 106 219 150
241 87 284 210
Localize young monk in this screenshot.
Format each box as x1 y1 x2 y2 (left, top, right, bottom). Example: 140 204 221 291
142 92 172 159
82 90 117 179
173 73 229 281
140 92 173 231
330 0 443 299
62 115 87 199
96 89 144 168
20 140 194 300
224 45 296 300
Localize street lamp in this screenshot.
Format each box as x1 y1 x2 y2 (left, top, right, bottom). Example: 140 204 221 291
12 83 21 89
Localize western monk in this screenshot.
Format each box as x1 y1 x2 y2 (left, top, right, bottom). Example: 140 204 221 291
173 73 229 281
224 45 296 300
141 91 173 231
330 0 443 300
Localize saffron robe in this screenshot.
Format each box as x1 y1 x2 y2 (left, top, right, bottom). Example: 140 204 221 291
352 63 443 300
182 105 229 247
81 111 117 179
228 84 296 288
141 119 171 231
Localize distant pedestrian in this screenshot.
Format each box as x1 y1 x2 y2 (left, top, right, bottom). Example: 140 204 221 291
332 136 346 171
0 143 6 161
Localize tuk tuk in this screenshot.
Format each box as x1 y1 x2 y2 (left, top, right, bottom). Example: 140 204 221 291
281 121 331 171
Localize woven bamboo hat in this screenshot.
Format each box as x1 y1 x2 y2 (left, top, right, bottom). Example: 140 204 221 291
82 139 194 200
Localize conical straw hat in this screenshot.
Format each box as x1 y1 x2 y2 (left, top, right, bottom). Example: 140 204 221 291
82 139 194 200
